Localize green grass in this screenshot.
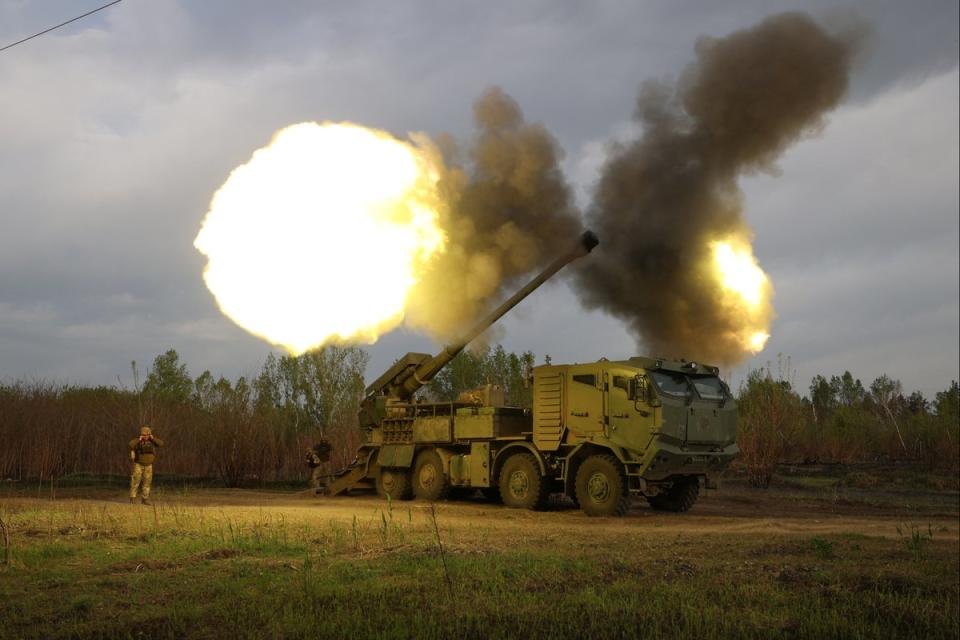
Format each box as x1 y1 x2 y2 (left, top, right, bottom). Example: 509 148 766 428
3 537 957 639
1 495 958 639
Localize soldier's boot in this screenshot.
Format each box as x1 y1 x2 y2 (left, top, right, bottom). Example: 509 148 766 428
129 497 137 504
141 497 151 505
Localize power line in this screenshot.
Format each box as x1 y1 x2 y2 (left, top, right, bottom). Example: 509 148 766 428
0 0 124 53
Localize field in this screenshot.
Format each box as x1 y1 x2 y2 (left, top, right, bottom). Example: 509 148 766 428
1 469 958 640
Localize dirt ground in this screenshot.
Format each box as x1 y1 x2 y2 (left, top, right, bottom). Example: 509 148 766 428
15 480 953 544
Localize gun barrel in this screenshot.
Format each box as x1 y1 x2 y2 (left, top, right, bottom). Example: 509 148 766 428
398 230 599 398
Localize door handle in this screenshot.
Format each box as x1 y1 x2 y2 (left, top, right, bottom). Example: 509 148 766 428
571 411 589 417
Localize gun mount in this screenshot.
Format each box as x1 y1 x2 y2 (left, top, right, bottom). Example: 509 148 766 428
358 230 598 426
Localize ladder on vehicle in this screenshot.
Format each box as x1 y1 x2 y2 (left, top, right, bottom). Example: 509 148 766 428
322 448 376 496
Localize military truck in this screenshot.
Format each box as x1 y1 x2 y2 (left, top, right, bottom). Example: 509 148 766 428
326 231 738 516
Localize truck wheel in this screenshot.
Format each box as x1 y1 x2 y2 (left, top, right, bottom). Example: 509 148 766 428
499 453 549 510
412 450 450 501
647 476 699 512
575 455 630 517
376 467 413 500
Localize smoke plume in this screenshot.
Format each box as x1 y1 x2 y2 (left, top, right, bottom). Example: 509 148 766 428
195 13 858 359
573 12 857 364
405 87 582 340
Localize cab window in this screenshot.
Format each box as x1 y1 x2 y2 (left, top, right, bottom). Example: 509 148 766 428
612 375 629 395
649 371 690 398
690 375 726 400
572 374 596 387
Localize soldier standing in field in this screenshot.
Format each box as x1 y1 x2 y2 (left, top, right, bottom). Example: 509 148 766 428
305 438 332 493
129 426 164 504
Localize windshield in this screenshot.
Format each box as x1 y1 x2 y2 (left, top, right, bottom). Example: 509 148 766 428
649 371 727 401
689 375 726 400
649 371 690 398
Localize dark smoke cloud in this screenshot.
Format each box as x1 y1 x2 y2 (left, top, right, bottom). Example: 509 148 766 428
573 12 857 365
405 87 582 340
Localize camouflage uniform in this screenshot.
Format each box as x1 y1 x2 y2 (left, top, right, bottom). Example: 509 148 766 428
305 440 332 491
129 426 165 504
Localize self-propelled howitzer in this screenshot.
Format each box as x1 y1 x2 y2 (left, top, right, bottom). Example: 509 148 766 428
326 229 739 516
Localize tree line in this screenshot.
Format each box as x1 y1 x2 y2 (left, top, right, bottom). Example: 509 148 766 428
0 347 367 487
737 358 959 486
0 347 956 487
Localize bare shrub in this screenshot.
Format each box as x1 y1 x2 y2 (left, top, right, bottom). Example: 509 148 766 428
737 366 803 488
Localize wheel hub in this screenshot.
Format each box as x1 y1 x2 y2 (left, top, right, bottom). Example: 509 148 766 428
382 471 396 491
587 472 610 502
419 464 437 488
508 470 529 498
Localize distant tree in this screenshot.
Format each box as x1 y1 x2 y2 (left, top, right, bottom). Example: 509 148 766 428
931 381 960 470
255 346 368 434
427 347 489 402
143 349 193 404
484 345 535 406
835 371 865 407
934 381 959 422
202 375 259 487
809 374 837 425
426 345 535 406
296 346 369 430
193 370 216 409
869 374 907 454
906 391 929 415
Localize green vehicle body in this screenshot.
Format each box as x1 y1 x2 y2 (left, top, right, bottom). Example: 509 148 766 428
327 231 738 516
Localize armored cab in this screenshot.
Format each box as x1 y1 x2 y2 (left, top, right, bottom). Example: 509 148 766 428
326 230 739 516
529 357 737 514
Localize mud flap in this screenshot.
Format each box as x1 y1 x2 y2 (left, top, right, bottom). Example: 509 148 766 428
378 444 416 468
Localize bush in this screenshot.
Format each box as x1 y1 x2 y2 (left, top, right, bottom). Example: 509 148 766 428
737 367 803 488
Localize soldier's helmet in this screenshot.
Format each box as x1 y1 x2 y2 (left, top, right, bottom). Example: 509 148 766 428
140 426 152 436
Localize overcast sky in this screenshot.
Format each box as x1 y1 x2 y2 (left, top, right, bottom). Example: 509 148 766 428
1 0 957 398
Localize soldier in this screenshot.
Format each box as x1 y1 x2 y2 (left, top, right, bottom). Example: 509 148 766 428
305 439 332 493
129 426 164 504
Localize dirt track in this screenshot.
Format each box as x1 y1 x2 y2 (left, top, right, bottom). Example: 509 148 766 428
28 483 954 544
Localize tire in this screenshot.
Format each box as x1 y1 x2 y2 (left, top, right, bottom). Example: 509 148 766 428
646 476 700 512
412 449 451 501
376 467 413 500
575 454 630 517
499 453 550 510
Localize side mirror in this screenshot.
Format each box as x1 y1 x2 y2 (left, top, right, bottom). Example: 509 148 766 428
641 375 661 407
631 375 658 415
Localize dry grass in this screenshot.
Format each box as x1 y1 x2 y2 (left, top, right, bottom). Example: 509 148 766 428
0 478 957 639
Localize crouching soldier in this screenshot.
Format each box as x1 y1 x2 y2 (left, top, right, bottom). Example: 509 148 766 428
305 439 332 493
129 426 164 504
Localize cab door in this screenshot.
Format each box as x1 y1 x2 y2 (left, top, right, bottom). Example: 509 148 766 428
566 366 604 437
605 368 655 453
